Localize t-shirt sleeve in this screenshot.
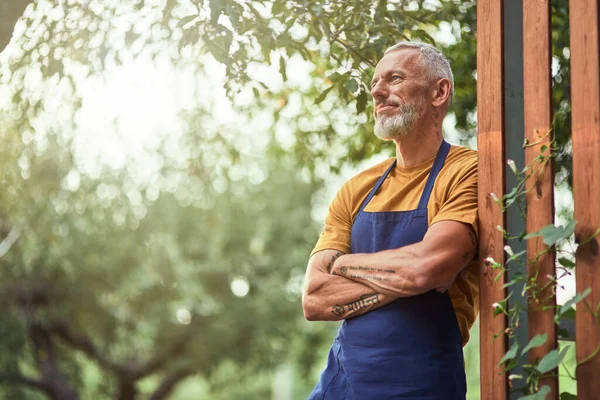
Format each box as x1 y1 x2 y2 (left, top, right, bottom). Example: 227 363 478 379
430 156 479 238
311 182 354 256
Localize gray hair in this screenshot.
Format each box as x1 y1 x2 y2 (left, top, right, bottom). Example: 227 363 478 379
384 41 454 106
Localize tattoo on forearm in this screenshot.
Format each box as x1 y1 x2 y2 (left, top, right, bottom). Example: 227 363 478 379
331 305 345 316
331 293 380 316
349 274 392 283
333 265 396 284
338 265 396 275
325 251 343 273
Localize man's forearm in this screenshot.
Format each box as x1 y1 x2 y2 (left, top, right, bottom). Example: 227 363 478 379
329 222 477 297
330 247 428 298
302 250 397 321
303 271 396 320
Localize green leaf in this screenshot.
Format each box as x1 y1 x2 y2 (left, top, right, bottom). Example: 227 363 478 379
521 333 547 356
314 86 335 105
518 386 551 400
536 346 570 374
557 307 576 323
279 57 287 81
524 220 577 246
497 341 519 367
356 89 368 114
493 300 507 317
500 358 519 374
558 288 592 316
328 72 343 82
559 392 577 400
501 276 524 289
558 257 576 268
272 0 286 15
558 220 577 243
177 15 197 28
345 79 359 93
524 224 556 240
209 0 226 24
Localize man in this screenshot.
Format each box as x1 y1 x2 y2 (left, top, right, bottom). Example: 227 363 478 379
302 42 479 399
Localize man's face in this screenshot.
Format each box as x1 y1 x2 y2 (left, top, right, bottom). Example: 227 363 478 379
370 48 429 140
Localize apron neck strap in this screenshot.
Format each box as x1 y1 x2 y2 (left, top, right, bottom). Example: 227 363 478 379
358 159 396 213
417 140 451 209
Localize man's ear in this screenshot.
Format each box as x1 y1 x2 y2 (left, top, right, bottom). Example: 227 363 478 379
430 78 452 108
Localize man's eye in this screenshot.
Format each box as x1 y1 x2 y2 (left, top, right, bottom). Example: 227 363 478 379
391 75 401 82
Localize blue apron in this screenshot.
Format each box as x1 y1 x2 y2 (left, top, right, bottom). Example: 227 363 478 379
309 141 466 400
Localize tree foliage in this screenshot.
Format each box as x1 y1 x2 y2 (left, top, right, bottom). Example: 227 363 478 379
0 107 324 398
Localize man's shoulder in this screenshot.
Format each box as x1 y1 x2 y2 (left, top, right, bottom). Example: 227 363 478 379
447 145 477 164
445 145 478 175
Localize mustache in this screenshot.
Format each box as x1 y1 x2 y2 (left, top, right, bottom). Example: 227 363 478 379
376 100 400 108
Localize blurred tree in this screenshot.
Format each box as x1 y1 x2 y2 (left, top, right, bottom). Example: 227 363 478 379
0 107 322 399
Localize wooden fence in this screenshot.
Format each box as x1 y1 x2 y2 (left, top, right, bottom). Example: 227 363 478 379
477 0 600 398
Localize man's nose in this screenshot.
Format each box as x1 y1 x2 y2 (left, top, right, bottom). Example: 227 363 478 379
370 80 388 100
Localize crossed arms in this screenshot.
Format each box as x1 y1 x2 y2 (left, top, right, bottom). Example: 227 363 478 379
301 220 477 321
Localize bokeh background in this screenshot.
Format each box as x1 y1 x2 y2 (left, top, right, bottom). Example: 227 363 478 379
0 0 577 399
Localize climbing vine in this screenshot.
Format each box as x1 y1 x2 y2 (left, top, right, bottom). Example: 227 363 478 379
486 127 600 399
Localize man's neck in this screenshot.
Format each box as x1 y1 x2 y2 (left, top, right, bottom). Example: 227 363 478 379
393 129 444 168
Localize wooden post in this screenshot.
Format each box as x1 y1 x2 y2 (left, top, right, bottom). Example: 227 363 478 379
522 0 558 397
569 0 600 398
477 1 509 399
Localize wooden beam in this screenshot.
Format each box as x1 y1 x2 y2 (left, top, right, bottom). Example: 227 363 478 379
569 0 600 398
477 1 508 399
522 0 558 397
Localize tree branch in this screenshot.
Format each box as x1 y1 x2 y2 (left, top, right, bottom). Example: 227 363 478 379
0 372 49 393
50 319 123 374
148 369 194 400
29 324 79 400
52 318 191 382
130 332 190 380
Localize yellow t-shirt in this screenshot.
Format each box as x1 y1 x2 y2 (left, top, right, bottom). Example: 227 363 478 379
312 145 479 346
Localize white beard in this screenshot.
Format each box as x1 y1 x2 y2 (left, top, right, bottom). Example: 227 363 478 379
374 103 419 140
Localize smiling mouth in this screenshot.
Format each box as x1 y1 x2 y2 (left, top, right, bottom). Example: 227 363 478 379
376 105 397 115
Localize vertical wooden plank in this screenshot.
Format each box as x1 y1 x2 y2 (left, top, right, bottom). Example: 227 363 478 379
477 1 509 399
522 0 558 398
569 0 600 398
